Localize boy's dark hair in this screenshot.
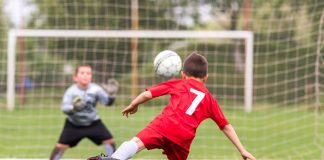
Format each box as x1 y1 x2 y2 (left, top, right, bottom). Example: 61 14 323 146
74 64 92 75
183 52 208 78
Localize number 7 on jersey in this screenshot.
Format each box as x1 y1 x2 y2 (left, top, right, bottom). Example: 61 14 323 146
186 88 205 115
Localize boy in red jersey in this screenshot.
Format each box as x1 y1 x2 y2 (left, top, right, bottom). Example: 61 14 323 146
89 52 256 160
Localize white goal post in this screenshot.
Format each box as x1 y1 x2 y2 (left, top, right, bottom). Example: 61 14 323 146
7 29 254 112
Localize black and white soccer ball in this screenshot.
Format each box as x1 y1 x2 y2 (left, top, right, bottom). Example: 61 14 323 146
153 50 182 78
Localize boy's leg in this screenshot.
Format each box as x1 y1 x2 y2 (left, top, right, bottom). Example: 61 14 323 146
103 139 116 156
50 144 69 160
51 119 82 160
86 120 116 156
111 138 141 160
111 127 166 160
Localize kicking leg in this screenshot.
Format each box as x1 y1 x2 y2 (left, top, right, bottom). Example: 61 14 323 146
111 137 144 160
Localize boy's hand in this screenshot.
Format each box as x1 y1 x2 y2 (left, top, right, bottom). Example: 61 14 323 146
122 104 138 118
72 96 86 111
241 150 256 160
102 78 119 97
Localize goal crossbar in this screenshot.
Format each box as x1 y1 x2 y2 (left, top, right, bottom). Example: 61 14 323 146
7 29 254 112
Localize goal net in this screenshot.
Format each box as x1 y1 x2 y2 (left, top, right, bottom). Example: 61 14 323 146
0 1 323 160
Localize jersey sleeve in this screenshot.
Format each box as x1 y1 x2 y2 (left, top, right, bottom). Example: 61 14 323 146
61 88 74 113
209 97 229 130
146 81 173 98
96 85 111 105
84 83 115 106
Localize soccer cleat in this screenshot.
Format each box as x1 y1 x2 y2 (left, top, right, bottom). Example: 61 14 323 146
87 153 119 160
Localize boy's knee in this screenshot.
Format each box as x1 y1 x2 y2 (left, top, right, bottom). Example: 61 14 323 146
55 143 69 150
130 137 145 151
131 137 141 143
103 139 115 145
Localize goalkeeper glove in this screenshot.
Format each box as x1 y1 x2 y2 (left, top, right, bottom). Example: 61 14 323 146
72 96 86 111
102 78 119 98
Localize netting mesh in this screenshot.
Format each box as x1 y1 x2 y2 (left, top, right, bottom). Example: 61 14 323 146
0 0 323 159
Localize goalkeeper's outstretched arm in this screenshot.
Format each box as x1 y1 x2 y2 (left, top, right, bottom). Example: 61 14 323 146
222 124 256 160
106 97 115 106
101 78 119 106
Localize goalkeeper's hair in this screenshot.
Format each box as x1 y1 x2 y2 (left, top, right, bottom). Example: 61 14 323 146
74 64 92 75
183 52 208 78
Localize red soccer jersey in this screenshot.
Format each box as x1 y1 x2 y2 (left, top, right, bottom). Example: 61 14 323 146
145 78 229 151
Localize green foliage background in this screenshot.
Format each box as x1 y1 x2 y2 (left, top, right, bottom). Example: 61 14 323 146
1 0 322 104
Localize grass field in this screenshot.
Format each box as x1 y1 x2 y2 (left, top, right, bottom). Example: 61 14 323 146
0 105 323 160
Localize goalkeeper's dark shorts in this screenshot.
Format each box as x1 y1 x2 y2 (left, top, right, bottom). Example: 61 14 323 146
58 119 113 147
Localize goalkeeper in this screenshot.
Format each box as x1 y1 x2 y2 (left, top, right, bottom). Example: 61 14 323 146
50 65 119 160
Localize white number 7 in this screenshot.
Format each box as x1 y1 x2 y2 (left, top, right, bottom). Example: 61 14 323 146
186 88 205 115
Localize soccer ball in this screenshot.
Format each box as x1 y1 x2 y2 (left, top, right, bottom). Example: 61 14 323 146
153 50 182 78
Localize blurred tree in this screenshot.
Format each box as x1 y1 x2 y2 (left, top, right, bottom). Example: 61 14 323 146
6 0 323 104
24 0 186 82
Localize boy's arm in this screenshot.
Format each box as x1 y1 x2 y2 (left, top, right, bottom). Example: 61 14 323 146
98 86 115 106
122 91 152 117
61 90 74 114
222 124 256 160
101 79 119 106
61 94 86 113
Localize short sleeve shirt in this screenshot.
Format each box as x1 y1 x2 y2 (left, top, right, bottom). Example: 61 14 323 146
61 83 110 126
146 79 229 150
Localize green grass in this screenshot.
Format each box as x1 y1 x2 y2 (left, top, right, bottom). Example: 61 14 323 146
0 106 323 160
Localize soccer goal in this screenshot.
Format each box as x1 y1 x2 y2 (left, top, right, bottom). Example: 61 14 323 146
6 29 254 112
